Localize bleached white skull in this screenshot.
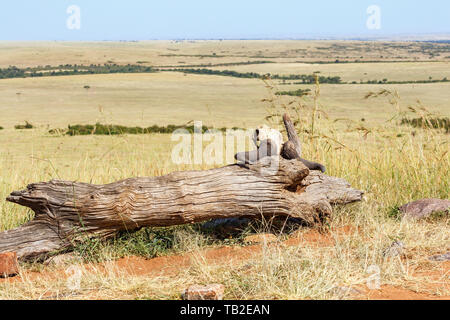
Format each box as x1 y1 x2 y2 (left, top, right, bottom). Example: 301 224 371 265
252 125 283 155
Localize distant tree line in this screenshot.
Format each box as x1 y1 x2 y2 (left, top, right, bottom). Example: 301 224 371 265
0 63 447 86
0 64 157 79
282 77 449 85
300 59 441 64
361 78 449 84
171 68 343 83
49 123 243 136
272 74 342 84
159 60 274 68
172 68 261 79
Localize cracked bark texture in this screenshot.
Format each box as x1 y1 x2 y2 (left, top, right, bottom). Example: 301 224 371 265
0 157 363 261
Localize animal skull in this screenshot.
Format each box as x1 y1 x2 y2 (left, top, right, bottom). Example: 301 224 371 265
252 125 283 155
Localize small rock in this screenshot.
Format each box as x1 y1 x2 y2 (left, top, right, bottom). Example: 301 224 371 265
244 233 278 245
400 198 450 220
182 284 225 300
383 240 405 258
428 252 450 262
238 262 255 272
330 286 362 299
0 252 19 278
44 253 80 267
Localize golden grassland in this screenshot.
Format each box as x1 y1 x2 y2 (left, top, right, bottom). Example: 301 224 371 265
0 40 449 68
0 72 449 128
0 41 449 299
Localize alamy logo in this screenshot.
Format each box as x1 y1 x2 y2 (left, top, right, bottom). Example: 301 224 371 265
65 265 82 291
366 264 381 290
170 121 281 174
67 5 81 30
171 121 254 166
366 5 381 30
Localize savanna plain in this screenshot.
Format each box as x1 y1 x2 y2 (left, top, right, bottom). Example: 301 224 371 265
0 40 448 300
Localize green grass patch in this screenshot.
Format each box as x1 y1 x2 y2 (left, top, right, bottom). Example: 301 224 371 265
71 223 247 263
386 206 402 221
73 227 184 262
275 88 311 97
400 117 450 133
70 218 298 263
14 121 34 129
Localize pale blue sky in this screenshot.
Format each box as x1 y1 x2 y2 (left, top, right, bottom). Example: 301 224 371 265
0 0 448 40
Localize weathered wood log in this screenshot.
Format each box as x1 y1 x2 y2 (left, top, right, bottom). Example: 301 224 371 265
235 114 326 172
281 114 326 172
234 139 279 163
283 113 302 156
0 157 363 261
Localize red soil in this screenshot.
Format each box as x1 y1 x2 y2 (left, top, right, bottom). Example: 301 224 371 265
1 227 448 300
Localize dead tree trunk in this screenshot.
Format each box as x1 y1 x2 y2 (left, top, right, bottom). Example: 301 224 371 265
0 158 362 261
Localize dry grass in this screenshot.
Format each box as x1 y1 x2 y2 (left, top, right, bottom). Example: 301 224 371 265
1 206 448 300
0 72 448 130
0 41 449 299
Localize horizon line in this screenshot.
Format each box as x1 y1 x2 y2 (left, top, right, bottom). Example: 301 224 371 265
1 32 450 42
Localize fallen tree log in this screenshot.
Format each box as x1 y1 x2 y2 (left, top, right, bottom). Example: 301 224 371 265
0 158 363 261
